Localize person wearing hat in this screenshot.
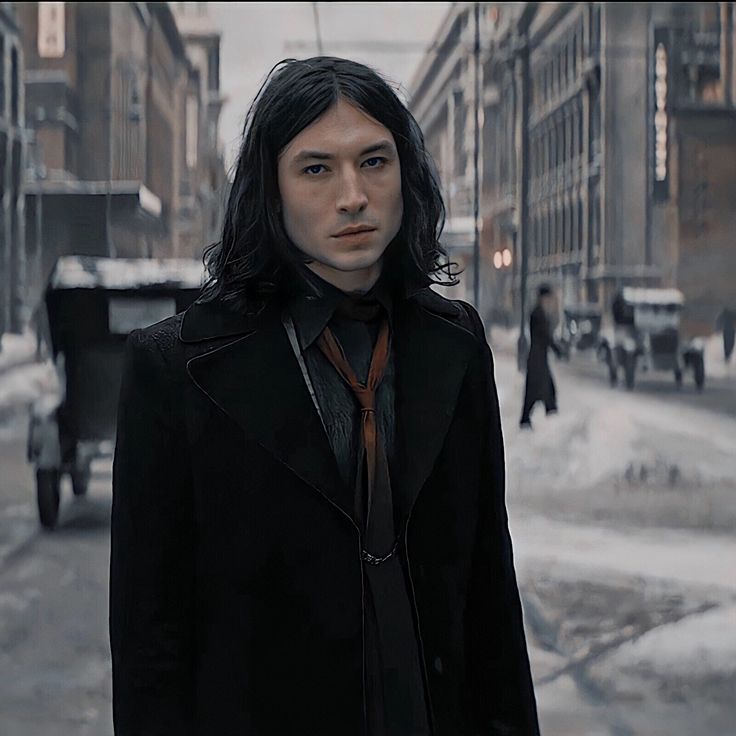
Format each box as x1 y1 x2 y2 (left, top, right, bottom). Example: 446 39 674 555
520 284 561 429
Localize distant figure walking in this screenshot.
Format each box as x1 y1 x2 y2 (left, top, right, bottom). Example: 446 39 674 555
716 307 735 363
520 284 561 429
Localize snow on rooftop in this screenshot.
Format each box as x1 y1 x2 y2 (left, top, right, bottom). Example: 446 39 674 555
50 256 206 291
622 288 684 306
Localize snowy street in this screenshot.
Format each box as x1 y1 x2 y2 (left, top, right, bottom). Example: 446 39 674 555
492 334 736 736
0 331 734 734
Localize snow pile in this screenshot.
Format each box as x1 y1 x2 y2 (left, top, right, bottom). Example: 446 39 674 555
51 256 205 290
0 362 58 414
499 346 736 496
703 334 736 381
506 403 639 493
0 330 37 374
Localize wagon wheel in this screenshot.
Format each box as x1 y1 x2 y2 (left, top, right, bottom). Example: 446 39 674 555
37 469 61 530
693 354 705 391
607 353 618 387
624 352 636 390
599 345 617 386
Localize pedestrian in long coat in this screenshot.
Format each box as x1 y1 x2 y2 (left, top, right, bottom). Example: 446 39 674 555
520 285 561 428
110 57 539 736
716 307 735 363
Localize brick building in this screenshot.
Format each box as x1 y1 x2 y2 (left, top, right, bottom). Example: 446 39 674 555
170 1 228 258
17 1 224 318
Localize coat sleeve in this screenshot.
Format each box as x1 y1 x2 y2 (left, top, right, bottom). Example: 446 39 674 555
109 328 196 735
460 304 540 736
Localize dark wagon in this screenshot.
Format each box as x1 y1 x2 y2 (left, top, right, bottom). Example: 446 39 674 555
27 255 204 529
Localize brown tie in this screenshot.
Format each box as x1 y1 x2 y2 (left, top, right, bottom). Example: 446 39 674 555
316 314 397 561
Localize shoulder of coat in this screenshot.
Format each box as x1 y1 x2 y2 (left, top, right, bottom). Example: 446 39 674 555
412 288 478 335
134 312 185 360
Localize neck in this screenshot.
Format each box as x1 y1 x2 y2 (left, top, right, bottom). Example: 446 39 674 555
306 259 383 296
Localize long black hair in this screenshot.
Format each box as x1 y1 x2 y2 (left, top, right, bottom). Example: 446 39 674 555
200 56 460 312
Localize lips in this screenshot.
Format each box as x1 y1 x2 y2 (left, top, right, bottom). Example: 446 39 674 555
333 226 376 238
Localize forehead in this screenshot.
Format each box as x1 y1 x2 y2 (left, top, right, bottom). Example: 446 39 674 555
281 98 395 158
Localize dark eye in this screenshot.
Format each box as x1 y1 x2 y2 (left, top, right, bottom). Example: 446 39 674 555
363 157 386 168
304 164 326 175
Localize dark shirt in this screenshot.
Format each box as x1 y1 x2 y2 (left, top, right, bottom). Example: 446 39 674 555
286 267 397 499
285 266 430 736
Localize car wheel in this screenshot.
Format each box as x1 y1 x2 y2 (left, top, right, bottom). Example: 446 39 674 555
37 469 61 530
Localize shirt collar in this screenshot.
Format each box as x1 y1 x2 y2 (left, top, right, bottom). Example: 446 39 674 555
287 265 394 349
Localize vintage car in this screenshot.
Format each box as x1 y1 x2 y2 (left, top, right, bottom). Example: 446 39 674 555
597 287 705 391
558 302 603 359
27 255 204 529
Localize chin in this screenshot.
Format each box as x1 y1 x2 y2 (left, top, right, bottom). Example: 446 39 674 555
323 246 387 273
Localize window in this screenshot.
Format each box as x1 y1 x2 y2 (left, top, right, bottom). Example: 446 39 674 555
208 46 219 92
0 36 5 118
11 47 18 125
38 2 65 58
186 95 198 169
577 198 583 251
577 103 584 157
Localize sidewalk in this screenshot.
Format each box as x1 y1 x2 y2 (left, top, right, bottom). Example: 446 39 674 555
511 512 736 593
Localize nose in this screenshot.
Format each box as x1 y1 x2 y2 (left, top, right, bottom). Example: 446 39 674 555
336 167 368 214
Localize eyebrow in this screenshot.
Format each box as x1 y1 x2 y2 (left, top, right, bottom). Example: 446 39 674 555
291 140 396 164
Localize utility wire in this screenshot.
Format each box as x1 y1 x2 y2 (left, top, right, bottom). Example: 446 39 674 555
312 2 324 55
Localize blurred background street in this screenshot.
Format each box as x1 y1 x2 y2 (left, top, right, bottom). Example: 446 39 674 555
0 331 734 735
0 2 735 734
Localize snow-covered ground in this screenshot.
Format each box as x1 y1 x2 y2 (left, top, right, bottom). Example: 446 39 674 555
0 323 734 735
487 343 736 736
703 333 736 380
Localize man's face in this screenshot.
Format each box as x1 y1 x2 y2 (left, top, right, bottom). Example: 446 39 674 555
540 293 555 313
277 98 403 292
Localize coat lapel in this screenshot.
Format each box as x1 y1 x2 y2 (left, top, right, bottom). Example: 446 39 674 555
391 295 478 524
181 299 354 524
179 293 478 531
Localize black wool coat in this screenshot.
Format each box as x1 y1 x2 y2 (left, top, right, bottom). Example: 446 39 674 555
523 304 560 409
109 286 540 736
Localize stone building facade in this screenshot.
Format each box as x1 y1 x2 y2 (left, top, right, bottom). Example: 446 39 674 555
410 2 736 337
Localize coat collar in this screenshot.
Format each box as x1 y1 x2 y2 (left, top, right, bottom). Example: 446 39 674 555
180 289 477 527
286 267 395 350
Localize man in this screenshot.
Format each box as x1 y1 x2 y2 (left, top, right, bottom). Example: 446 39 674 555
520 284 561 429
110 57 539 736
716 307 735 363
